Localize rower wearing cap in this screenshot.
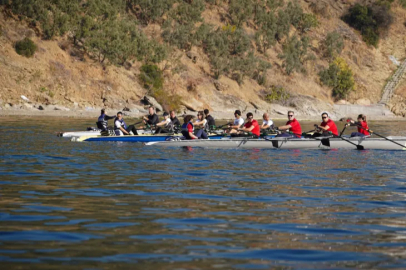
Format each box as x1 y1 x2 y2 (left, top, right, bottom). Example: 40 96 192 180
170 110 181 127
313 112 338 137
181 115 198 140
154 112 173 134
275 111 302 138
239 112 260 138
346 114 370 137
227 110 244 134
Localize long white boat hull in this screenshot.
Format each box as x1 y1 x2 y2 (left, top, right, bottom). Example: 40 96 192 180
145 137 406 150
60 129 152 138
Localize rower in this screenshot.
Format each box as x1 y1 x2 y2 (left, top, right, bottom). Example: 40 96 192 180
181 115 198 140
313 112 338 137
204 109 216 128
142 106 159 127
114 112 138 136
154 112 173 134
261 113 274 131
194 111 208 139
97 109 115 131
226 110 244 134
275 111 302 138
239 112 260 138
346 114 370 137
170 110 181 128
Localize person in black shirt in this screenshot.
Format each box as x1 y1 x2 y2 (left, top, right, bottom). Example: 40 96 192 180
204 109 216 127
143 106 159 126
170 110 181 126
97 109 116 131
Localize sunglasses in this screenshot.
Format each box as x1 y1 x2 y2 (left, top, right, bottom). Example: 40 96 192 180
288 115 294 117
322 116 327 119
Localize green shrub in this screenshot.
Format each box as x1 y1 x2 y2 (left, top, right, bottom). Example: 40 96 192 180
169 0 205 25
298 13 319 33
262 86 290 102
255 11 277 54
319 57 355 100
400 0 406 8
278 35 310 75
127 0 174 25
15 37 37 57
139 64 164 91
323 31 344 59
162 21 194 50
276 9 290 41
286 0 303 28
229 0 253 27
342 3 393 47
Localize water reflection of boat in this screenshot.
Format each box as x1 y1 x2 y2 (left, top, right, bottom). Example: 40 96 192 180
145 137 406 150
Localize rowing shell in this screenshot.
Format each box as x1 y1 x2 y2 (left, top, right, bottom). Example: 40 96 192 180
71 134 226 142
59 129 152 138
145 136 406 150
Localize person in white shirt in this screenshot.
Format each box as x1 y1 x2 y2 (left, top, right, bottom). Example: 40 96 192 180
227 110 244 134
194 111 208 139
261 113 274 130
114 112 138 136
154 112 173 134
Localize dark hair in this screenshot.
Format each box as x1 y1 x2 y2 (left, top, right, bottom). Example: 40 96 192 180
358 114 367 122
246 112 253 119
163 111 169 117
183 115 194 123
204 109 209 115
234 110 241 116
288 110 294 115
117 111 122 116
197 110 204 119
321 112 329 117
101 109 105 113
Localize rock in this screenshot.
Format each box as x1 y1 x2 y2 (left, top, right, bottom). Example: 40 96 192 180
186 51 198 63
336 99 349 105
23 103 34 110
142 95 163 112
354 98 371 106
4 103 11 109
21 95 30 102
250 101 260 110
214 80 228 92
38 105 45 110
123 104 147 114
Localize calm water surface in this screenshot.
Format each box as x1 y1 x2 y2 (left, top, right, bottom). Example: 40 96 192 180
0 117 406 269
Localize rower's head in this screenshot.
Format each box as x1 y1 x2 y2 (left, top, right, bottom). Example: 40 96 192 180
246 112 254 122
116 111 123 120
183 115 194 123
234 110 241 119
204 109 209 116
357 114 366 122
321 112 329 122
170 110 176 118
263 113 269 121
101 108 105 114
163 111 169 119
197 111 204 120
149 106 155 115
287 111 295 120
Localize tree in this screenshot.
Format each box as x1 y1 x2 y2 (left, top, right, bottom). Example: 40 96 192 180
319 57 355 100
278 35 310 75
229 0 253 27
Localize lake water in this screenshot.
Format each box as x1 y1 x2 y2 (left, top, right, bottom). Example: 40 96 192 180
1 117 406 269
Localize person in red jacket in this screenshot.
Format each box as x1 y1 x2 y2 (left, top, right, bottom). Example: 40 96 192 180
239 112 260 138
347 114 370 137
313 112 338 137
275 111 302 138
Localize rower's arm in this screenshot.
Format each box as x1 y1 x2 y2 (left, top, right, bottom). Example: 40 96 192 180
243 125 254 132
120 126 129 135
318 125 329 131
278 124 291 131
261 124 270 130
189 131 198 139
105 115 115 120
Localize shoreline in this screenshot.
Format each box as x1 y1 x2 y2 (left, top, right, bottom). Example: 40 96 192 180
0 107 404 121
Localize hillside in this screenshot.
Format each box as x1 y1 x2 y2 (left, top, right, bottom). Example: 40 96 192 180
1 0 406 119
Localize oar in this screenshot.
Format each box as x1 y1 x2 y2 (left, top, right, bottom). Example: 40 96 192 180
332 134 364 150
217 122 232 129
339 125 347 136
132 121 143 126
354 124 406 149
